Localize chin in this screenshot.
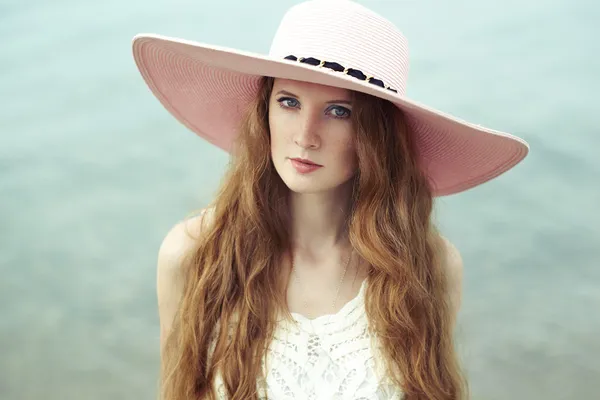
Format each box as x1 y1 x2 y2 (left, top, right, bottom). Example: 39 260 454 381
281 177 329 194
273 159 356 194
280 172 354 195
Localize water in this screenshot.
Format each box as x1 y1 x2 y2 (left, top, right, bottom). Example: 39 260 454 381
1 0 598 398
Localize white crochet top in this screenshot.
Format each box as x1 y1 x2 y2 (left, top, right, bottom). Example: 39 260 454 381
210 279 404 399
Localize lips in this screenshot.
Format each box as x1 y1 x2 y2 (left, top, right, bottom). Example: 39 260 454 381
290 158 323 174
290 158 322 167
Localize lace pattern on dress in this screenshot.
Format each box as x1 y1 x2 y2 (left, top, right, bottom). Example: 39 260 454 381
210 280 403 399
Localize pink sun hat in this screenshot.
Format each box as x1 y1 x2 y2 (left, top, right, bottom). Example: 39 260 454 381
131 0 529 196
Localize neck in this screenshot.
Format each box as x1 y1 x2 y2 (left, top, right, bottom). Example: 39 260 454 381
287 182 353 258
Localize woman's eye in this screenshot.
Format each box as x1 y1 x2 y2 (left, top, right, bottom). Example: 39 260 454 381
329 106 351 119
277 97 299 108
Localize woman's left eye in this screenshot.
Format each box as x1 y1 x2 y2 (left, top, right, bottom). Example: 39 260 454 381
328 106 351 119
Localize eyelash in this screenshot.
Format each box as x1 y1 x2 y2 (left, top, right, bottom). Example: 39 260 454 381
276 97 351 119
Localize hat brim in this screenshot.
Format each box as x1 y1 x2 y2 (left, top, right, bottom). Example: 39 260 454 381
132 33 529 196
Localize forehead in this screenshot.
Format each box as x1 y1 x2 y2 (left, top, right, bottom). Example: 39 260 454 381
272 78 351 100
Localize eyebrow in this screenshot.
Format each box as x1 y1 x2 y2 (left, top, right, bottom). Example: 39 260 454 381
274 90 353 105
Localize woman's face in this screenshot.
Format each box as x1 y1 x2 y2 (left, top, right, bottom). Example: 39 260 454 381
268 78 359 194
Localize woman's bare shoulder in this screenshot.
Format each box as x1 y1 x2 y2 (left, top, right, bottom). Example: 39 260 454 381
156 208 215 345
438 235 464 317
158 208 214 268
439 236 463 276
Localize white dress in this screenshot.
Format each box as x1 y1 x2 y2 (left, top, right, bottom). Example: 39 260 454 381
210 279 404 399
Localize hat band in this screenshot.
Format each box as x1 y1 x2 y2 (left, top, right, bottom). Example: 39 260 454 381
284 55 398 93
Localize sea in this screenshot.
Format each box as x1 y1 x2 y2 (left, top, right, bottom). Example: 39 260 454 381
1 0 598 399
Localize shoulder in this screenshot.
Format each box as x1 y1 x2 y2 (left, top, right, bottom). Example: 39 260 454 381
157 208 216 270
439 235 463 280
156 208 215 343
438 235 464 317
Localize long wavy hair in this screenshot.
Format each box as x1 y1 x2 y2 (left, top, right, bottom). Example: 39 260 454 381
160 76 468 399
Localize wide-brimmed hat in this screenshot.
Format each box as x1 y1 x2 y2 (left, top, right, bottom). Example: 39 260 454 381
132 0 529 196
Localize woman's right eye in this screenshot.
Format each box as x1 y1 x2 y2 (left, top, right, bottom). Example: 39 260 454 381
276 97 299 108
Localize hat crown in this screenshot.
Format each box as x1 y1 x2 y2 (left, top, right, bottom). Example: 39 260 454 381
269 0 410 94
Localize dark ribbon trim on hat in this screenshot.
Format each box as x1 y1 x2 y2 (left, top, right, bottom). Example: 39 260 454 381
284 55 398 93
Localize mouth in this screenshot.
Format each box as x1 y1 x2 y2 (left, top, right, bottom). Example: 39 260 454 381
289 158 323 174
289 158 323 167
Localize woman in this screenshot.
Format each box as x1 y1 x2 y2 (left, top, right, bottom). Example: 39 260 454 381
132 1 529 399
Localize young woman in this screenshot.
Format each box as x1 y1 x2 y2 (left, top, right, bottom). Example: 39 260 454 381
132 1 529 399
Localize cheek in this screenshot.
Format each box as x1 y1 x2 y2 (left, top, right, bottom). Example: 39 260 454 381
344 144 359 172
336 133 358 163
323 134 358 177
269 108 291 145
268 113 280 149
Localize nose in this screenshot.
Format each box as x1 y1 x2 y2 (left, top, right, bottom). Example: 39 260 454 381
293 117 320 150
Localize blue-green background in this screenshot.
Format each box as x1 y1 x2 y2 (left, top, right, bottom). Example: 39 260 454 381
1 0 598 398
